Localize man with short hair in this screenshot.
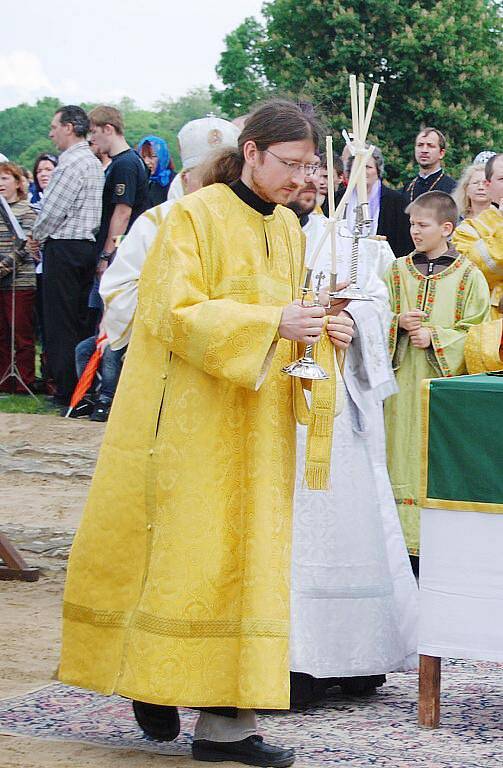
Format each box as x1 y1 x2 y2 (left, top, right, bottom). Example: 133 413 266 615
75 116 240 423
403 127 457 203
88 106 149 278
32 105 104 405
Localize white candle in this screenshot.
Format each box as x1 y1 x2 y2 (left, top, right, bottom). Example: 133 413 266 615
349 75 359 143
358 81 365 142
325 135 337 274
363 84 379 140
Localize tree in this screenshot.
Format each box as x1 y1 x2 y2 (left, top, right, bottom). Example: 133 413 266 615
0 97 62 168
212 0 503 184
0 88 221 171
211 18 271 116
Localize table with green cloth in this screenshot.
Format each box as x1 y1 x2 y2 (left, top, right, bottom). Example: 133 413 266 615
418 373 503 727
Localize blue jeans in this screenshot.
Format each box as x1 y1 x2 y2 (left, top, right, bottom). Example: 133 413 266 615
75 336 125 403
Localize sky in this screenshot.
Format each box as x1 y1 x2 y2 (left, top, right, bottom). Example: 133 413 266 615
1 0 265 110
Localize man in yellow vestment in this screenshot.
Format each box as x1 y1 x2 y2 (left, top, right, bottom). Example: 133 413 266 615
59 100 335 766
453 153 503 319
453 154 503 374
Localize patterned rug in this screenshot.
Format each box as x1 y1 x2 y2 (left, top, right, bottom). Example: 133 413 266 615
0 660 502 767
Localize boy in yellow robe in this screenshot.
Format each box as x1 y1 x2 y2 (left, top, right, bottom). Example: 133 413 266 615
58 100 346 767
385 192 490 556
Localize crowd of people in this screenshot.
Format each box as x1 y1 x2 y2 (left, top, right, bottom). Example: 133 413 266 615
0 104 499 420
0 97 501 766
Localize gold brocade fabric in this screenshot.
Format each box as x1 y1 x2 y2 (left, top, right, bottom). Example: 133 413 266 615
59 184 304 709
465 319 503 373
293 329 345 490
453 208 503 319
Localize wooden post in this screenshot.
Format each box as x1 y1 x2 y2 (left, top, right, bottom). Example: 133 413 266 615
0 533 39 582
418 654 441 728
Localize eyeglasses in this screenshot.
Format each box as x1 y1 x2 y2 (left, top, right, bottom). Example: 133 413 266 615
264 149 320 176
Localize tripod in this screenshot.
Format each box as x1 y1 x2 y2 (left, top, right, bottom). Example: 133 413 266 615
0 249 38 400
0 195 38 400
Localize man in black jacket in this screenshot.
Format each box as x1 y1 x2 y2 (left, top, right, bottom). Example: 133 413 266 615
402 127 457 203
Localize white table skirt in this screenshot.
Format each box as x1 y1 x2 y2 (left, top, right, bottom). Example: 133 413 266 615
418 508 503 662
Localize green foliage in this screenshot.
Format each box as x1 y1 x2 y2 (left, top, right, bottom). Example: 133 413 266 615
212 0 503 184
0 88 219 171
211 17 272 115
0 97 62 171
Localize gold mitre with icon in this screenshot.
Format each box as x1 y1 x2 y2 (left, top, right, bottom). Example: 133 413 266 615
178 114 240 170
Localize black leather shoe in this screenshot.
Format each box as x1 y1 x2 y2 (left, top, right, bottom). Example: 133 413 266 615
132 700 180 741
192 734 295 766
339 674 386 695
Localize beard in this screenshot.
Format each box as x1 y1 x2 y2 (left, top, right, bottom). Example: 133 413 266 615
250 167 278 203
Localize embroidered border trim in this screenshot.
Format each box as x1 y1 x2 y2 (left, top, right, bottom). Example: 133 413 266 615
63 602 288 638
63 601 129 628
388 262 401 356
455 264 474 322
389 315 399 357
395 496 418 508
134 612 288 638
430 327 452 377
423 279 437 318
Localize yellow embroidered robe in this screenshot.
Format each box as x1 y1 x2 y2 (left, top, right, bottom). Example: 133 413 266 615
384 254 490 554
453 207 503 319
465 319 503 373
59 183 304 709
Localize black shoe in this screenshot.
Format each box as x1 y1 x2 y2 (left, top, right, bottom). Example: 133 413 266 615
65 397 96 418
90 400 111 422
192 735 295 766
132 700 180 741
339 674 386 695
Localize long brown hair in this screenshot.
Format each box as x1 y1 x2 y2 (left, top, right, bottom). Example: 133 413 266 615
200 99 321 186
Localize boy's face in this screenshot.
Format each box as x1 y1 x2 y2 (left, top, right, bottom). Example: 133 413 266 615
409 208 453 253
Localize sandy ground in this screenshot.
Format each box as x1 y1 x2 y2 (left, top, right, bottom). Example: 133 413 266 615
0 413 207 767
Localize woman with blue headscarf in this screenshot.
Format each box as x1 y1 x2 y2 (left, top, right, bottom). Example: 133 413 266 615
138 135 176 207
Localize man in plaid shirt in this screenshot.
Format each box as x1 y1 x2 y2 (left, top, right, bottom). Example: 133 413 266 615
32 105 104 406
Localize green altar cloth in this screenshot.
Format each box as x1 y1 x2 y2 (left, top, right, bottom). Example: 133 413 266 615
420 373 503 512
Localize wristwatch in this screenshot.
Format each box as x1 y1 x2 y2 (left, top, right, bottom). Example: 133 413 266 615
99 249 116 263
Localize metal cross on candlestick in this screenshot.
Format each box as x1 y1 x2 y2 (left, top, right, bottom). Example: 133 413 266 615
282 270 330 380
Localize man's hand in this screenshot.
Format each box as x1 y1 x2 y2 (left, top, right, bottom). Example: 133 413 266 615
409 327 431 348
327 310 355 350
399 309 426 331
26 236 40 259
279 300 325 343
96 259 108 278
319 282 351 316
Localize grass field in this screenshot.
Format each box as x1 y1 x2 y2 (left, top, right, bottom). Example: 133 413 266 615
0 393 55 415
